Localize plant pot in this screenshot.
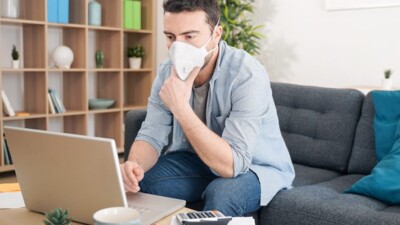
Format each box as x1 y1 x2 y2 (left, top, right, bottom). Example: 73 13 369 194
129 57 142 69
12 60 19 69
381 78 393 90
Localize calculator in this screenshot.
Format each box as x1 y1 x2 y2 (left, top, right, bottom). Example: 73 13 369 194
176 210 232 225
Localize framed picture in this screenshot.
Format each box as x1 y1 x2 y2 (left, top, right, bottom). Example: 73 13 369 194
325 0 400 11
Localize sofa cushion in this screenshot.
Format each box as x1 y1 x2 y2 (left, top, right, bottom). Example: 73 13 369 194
292 164 341 187
347 93 377 174
260 175 400 225
347 91 400 205
271 83 364 173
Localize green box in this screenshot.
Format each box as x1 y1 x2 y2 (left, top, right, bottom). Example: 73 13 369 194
132 1 141 30
124 0 134 29
124 0 141 30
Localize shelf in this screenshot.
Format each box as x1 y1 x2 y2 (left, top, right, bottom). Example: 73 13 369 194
0 165 14 173
0 0 45 22
1 68 46 72
123 29 153 34
0 19 45 25
0 0 156 173
47 23 87 29
88 26 122 32
3 113 47 121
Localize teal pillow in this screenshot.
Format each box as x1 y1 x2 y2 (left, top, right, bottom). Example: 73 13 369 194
372 91 400 161
346 91 400 204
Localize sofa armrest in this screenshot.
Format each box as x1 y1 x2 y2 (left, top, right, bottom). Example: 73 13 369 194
124 109 147 161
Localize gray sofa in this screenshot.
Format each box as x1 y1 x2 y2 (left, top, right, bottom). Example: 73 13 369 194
124 82 400 225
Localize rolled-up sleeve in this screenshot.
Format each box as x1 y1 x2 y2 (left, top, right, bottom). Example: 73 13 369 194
222 66 272 177
135 65 172 155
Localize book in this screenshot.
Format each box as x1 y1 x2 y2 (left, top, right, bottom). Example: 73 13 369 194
48 88 66 113
47 93 56 114
3 139 10 165
1 90 15 117
3 132 12 165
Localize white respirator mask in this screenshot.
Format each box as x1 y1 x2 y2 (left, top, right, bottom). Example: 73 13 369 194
168 21 219 80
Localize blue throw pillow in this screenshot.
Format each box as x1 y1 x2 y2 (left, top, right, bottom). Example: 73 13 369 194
371 91 400 161
346 91 400 204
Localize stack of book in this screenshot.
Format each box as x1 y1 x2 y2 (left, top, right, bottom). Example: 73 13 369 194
3 133 12 165
48 88 66 114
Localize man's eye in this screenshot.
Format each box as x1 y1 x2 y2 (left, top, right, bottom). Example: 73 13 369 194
186 35 195 39
166 35 175 41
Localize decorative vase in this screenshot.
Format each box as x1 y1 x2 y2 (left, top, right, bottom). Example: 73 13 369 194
381 78 393 90
89 0 102 26
95 51 105 68
52 46 74 69
1 0 20 18
12 60 19 69
129 57 142 69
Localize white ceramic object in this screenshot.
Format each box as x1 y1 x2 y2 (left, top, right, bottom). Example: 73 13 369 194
12 60 19 69
129 57 141 69
93 207 141 225
382 78 393 90
1 0 20 18
52 46 74 69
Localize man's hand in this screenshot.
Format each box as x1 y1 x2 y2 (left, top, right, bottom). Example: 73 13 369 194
120 160 144 193
159 67 200 113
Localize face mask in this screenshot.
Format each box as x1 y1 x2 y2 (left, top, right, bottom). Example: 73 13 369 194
168 23 219 80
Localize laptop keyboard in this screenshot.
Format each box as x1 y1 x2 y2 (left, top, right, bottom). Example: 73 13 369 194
129 204 151 214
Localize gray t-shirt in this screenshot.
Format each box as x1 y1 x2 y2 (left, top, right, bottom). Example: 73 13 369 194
192 83 209 124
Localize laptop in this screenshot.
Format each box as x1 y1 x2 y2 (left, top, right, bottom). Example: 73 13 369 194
4 126 186 225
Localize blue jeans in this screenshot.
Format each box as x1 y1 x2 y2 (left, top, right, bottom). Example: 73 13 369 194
139 151 261 216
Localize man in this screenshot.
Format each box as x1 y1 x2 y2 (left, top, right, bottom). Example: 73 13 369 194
120 0 295 216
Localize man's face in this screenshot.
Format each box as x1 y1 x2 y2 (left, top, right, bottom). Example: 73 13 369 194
163 10 216 52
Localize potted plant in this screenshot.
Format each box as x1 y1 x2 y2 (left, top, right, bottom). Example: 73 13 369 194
127 45 144 69
43 208 72 225
11 45 19 69
382 69 393 90
219 0 265 56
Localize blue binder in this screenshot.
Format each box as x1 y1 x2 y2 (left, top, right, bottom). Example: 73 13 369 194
47 0 58 22
58 0 69 23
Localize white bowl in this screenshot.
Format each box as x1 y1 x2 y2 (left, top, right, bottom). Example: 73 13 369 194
93 207 141 225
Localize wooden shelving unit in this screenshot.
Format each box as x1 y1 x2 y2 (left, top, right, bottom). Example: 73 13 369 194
0 0 156 173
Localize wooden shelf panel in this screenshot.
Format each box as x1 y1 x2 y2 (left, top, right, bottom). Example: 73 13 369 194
0 165 14 173
0 0 155 172
88 30 122 69
123 71 152 107
0 19 45 25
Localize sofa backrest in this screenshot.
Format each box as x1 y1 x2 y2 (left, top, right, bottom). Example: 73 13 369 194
271 82 364 173
347 92 377 174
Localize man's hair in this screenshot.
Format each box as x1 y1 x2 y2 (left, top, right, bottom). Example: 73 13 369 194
163 0 220 31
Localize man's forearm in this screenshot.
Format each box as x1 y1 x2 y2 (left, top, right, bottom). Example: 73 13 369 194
128 140 159 172
174 104 234 178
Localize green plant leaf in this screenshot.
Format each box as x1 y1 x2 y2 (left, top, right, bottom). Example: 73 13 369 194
219 0 265 56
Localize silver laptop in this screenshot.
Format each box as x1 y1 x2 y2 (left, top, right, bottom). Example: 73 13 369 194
5 126 186 225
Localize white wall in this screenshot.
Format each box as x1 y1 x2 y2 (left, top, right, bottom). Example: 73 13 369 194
155 0 400 88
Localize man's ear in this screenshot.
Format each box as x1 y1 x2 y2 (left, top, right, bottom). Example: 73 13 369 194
215 25 223 42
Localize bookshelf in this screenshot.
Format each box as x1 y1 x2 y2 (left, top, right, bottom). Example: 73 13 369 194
0 0 156 173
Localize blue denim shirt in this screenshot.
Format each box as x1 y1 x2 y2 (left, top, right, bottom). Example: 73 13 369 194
136 41 295 206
